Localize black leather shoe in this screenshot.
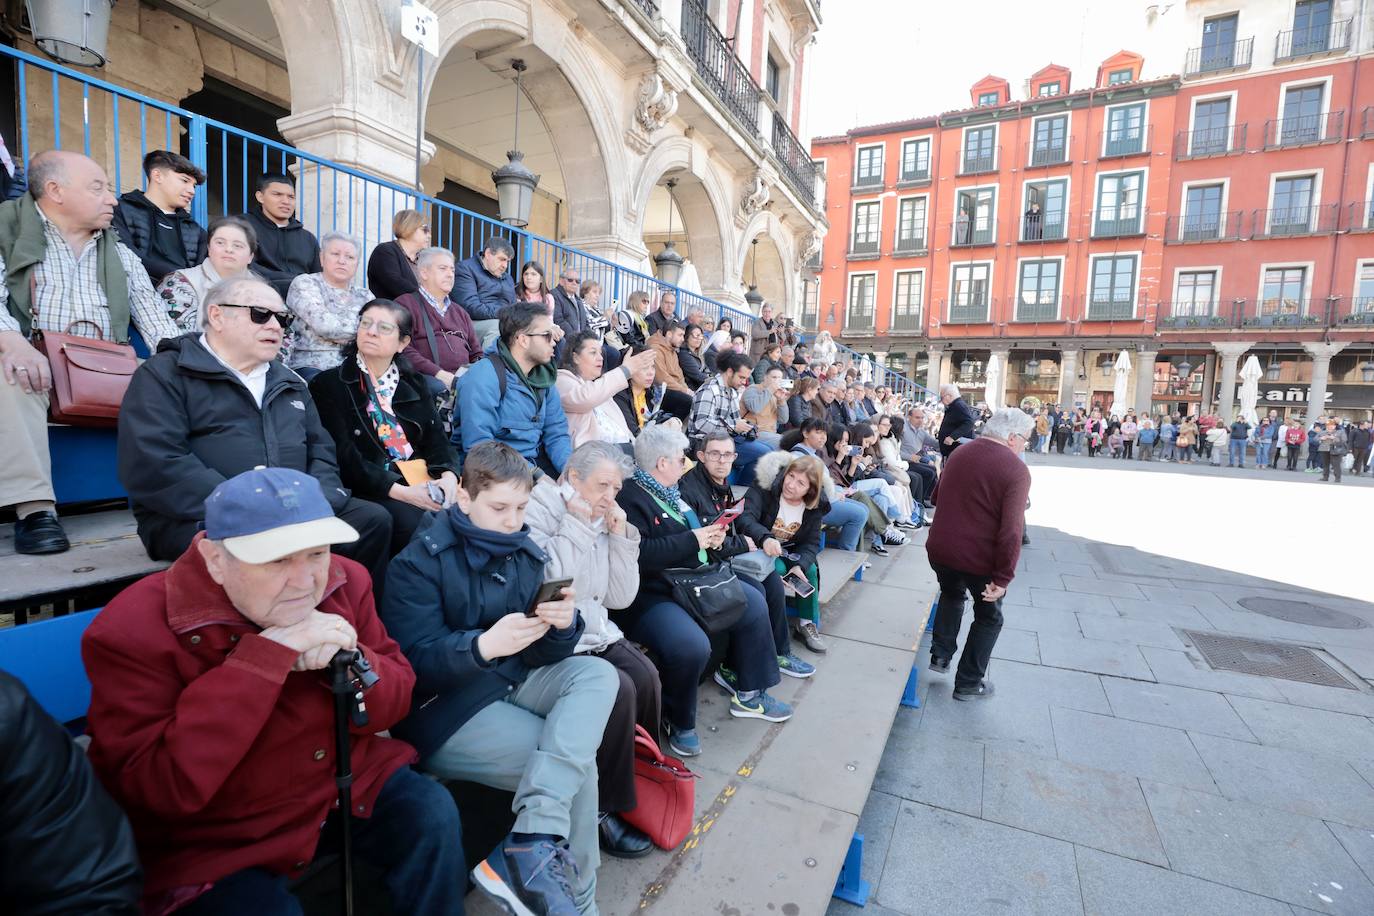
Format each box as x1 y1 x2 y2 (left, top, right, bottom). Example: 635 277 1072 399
14 511 70 555
929 656 950 673
599 813 653 859
953 681 995 701
1021 531 1031 546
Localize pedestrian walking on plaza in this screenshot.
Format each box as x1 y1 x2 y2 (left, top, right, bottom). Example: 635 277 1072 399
1176 416 1198 464
1207 422 1229 466
1228 415 1251 468
926 408 1033 701
1136 418 1156 460
937 384 978 458
1317 418 1350 483
1350 420 1372 476
1158 415 1177 461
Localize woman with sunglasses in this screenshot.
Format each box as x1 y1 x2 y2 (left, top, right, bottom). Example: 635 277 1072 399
309 298 459 555
366 208 430 301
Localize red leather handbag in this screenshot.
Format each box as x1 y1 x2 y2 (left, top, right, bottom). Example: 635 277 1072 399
34 320 138 427
621 725 698 850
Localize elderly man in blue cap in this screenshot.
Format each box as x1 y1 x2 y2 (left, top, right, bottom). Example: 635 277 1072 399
82 467 464 916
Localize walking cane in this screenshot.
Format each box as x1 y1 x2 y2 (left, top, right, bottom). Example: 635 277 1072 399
329 649 380 916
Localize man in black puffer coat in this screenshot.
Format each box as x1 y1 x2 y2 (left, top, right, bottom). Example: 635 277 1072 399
937 383 979 458
112 150 207 285
0 669 143 913
245 173 321 297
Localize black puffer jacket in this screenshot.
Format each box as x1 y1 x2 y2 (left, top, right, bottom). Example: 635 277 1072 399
112 189 206 284
678 462 749 559
309 356 456 501
245 208 321 297
737 450 830 572
117 333 349 560
0 670 143 914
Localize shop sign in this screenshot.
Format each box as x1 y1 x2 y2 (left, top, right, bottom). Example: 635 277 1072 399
1215 383 1374 409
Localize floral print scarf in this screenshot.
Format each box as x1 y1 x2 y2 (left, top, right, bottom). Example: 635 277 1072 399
357 354 414 461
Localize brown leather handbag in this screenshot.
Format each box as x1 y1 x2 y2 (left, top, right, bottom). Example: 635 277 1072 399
33 319 139 426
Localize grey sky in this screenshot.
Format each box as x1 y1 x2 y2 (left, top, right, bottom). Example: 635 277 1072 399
804 0 1182 139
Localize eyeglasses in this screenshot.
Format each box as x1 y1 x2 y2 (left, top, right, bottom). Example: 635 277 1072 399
219 303 294 331
562 276 580 284
358 317 399 335
702 450 737 462
523 330 555 341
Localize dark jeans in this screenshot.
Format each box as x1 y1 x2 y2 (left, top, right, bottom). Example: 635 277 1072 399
378 497 430 557
749 570 791 656
178 766 465 916
1286 445 1302 470
928 560 1005 690
334 498 394 598
590 640 662 812
1122 441 1134 459
1352 447 1370 475
1321 452 1343 482
907 461 938 503
729 435 774 487
627 581 779 731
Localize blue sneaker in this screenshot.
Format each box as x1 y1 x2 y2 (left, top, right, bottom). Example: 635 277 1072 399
777 653 816 679
666 724 701 757
730 690 794 722
713 665 738 695
472 833 579 916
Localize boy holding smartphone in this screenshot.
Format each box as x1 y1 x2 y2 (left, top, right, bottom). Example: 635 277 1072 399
382 441 618 916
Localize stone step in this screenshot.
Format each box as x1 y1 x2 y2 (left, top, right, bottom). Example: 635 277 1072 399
0 509 166 612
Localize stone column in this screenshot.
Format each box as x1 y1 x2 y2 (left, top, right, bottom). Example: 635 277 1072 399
1200 353 1217 413
1133 349 1158 418
987 345 1011 411
925 343 945 398
1212 341 1256 423
1303 341 1349 425
1058 348 1081 407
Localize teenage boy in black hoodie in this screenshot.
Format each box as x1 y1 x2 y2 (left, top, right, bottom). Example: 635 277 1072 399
246 173 321 296
112 150 207 285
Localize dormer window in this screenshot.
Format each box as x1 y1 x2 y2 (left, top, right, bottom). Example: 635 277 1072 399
978 91 1001 107
1037 82 1061 97
1108 68 1134 85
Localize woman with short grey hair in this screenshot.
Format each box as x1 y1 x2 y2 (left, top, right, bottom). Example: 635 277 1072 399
285 231 372 374
524 440 660 858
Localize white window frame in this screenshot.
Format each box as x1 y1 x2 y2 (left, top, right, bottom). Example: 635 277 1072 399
951 182 1000 246
977 90 1001 107
1363 164 1374 229
1171 265 1224 316
1100 99 1151 157
849 197 883 252
1185 90 1239 156
853 142 886 187
1014 255 1066 321
1084 251 1143 317
947 260 995 322
1020 175 1072 240
1178 178 1232 240
845 271 878 325
893 194 930 252
1263 168 1324 234
960 123 1000 173
1107 67 1135 85
898 135 933 182
1351 258 1374 312
1027 112 1071 167
891 269 925 319
1255 260 1315 316
1092 166 1150 235
1037 81 1062 97
1274 74 1333 123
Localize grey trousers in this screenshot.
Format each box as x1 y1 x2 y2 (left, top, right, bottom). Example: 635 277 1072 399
0 378 54 511
471 318 501 350
422 654 618 914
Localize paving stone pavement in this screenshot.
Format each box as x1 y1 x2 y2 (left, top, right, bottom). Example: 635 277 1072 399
830 455 1374 916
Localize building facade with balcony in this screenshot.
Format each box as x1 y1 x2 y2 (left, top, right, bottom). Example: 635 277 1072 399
811 1 1374 423
6 0 825 317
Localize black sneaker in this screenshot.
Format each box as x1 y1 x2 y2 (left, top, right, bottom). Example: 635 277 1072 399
953 681 995 701
929 656 950 673
869 541 890 557
472 833 579 915
13 511 70 555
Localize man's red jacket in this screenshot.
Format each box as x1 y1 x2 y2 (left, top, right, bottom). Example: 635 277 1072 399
81 535 418 903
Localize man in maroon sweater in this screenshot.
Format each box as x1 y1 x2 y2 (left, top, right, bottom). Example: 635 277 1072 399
925 408 1034 700
395 247 483 393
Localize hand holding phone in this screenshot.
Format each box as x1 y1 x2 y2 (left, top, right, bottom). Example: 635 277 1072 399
712 498 746 528
526 577 575 619
782 568 815 598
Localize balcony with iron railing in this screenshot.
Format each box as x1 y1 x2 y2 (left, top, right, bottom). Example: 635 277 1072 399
1025 139 1068 168
1156 301 1237 330
1182 36 1254 78
1263 110 1344 148
1014 296 1060 323
770 111 817 208
1341 299 1374 325
851 171 885 192
1164 210 1245 243
1099 124 1152 159
1174 123 1247 158
628 0 659 17
1347 200 1374 232
680 0 762 134
1243 298 1325 328
1091 210 1146 239
892 231 928 256
1250 203 1340 239
949 219 997 248
1274 18 1352 62
844 310 875 335
847 235 881 259
958 147 999 176
1084 295 1137 321
889 310 925 333
943 298 994 324
1019 214 1067 242
896 162 931 187
799 307 819 330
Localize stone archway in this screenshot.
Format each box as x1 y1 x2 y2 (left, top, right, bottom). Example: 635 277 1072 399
632 136 734 297
737 211 796 316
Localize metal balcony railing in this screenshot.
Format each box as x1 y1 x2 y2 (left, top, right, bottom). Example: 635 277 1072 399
944 298 993 324
1026 139 1068 167
680 0 762 133
1263 110 1344 148
1100 124 1151 159
628 0 659 16
852 171 884 190
1092 211 1145 238
1274 18 1352 62
1165 210 1245 243
1014 297 1059 322
889 311 924 332
1244 299 1323 327
1363 107 1374 139
1174 122 1247 158
1342 299 1374 324
893 232 927 255
848 236 880 257
1156 303 1234 329
799 309 819 331
1183 37 1254 77
1347 200 1374 231
897 163 930 185
950 219 996 247
958 148 999 176
770 111 817 208
1084 297 1137 321
844 311 875 333
1019 216 1067 242
1250 204 1340 239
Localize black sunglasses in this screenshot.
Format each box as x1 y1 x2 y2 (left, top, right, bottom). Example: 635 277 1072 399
220 303 294 331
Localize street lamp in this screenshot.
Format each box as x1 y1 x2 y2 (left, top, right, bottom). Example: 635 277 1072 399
653 178 684 287
744 238 764 311
491 59 540 228
1175 358 1193 379
26 0 113 67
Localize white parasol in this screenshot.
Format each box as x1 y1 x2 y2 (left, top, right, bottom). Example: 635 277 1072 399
1107 349 1132 418
1238 354 1262 425
984 352 1003 411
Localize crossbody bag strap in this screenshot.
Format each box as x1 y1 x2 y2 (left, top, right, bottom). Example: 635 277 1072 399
417 298 440 365
645 487 707 564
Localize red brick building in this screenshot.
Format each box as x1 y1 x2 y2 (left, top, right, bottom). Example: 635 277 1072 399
810 4 1374 424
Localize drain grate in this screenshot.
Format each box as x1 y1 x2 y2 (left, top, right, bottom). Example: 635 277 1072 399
1235 597 1368 630
1183 631 1355 689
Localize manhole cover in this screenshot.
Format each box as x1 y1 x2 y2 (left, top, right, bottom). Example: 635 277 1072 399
1236 597 1368 630
1183 631 1355 689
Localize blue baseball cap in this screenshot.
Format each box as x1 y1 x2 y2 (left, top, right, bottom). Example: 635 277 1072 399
204 467 358 563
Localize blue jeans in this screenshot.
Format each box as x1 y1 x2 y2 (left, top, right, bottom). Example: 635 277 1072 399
628 585 780 731
1255 440 1272 467
822 498 870 551
178 766 465 916
729 435 773 486
1228 440 1245 467
1071 431 1084 454
852 478 899 520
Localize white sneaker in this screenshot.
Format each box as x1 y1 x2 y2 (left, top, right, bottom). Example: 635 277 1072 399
882 525 908 546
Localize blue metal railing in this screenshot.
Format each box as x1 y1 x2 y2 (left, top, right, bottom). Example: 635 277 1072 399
2 42 931 402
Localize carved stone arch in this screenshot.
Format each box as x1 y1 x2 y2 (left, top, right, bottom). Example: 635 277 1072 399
631 135 734 295
736 210 797 315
